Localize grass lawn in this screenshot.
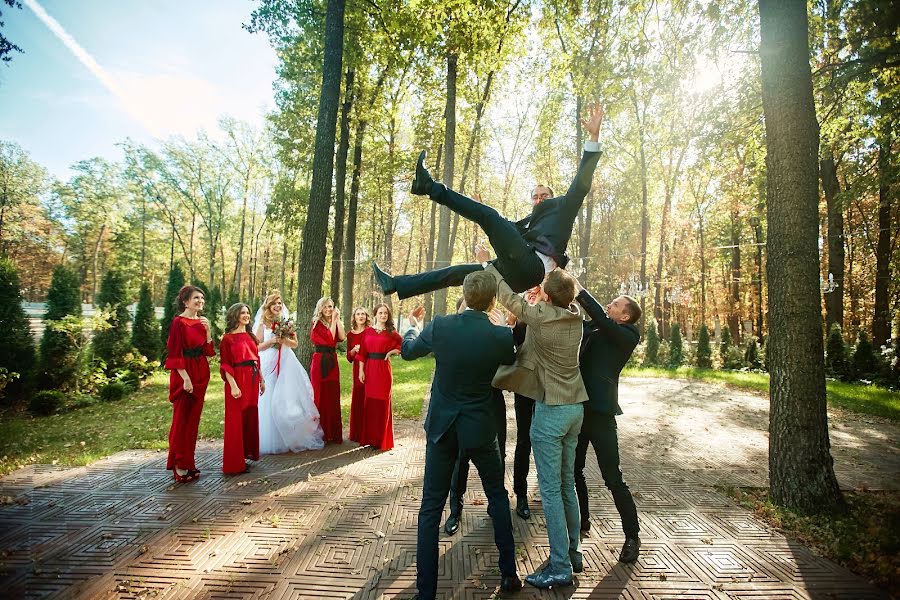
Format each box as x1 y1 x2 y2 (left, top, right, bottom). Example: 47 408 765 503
623 366 900 422
0 356 435 476
723 487 900 596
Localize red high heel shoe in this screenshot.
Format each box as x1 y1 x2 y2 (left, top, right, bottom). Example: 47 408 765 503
172 469 197 483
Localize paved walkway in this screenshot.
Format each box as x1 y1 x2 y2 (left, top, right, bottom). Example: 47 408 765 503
1 378 895 599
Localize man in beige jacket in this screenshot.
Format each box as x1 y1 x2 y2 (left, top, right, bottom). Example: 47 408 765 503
478 246 587 589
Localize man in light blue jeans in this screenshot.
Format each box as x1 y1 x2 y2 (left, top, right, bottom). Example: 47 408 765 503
481 252 588 589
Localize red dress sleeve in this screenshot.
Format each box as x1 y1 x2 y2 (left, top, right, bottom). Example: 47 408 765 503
165 317 186 371
390 331 402 352
346 332 356 363
204 338 215 357
358 330 369 362
219 335 234 380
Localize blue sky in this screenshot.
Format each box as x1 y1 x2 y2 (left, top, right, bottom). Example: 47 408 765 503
0 0 278 180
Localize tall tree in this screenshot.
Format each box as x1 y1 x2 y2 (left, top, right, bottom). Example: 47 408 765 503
759 0 844 513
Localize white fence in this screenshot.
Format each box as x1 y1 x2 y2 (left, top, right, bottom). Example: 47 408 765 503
23 303 165 339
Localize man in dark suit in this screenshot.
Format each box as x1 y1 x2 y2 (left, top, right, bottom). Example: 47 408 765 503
572 283 643 563
401 270 522 599
373 104 604 298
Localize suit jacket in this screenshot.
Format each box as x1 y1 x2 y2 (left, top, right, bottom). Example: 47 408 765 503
402 310 515 449
515 149 602 266
486 265 588 406
576 289 640 415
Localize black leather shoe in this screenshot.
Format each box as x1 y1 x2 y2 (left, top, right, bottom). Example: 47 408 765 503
569 551 583 573
619 537 640 563
525 569 573 589
372 262 396 295
580 516 591 532
411 150 435 196
500 574 522 593
515 496 530 520
444 514 460 536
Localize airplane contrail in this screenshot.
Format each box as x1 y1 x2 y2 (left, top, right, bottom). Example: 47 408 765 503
22 0 159 136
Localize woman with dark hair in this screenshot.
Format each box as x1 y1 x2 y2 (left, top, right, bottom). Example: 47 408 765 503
219 303 263 474
358 303 402 450
310 296 345 444
165 285 214 483
346 307 373 444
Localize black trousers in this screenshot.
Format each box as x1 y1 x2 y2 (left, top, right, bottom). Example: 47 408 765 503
394 183 545 299
512 393 535 498
449 389 507 516
573 410 640 538
417 421 517 599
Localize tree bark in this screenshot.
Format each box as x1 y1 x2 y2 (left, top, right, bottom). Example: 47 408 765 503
821 155 844 330
330 68 355 300
295 0 345 366
632 91 649 334
423 143 442 321
759 0 844 513
433 51 458 318
873 100 893 346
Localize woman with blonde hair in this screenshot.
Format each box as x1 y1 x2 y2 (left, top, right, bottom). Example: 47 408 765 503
254 290 324 454
346 306 373 443
357 303 402 450
310 296 345 443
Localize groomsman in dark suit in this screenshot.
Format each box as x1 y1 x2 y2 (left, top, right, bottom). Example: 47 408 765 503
572 282 643 563
401 271 522 599
373 104 604 299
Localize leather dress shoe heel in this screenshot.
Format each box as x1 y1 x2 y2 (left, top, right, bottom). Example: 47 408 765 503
372 262 396 296
524 569 573 589
619 537 641 563
443 514 461 536
500 574 522 592
515 496 530 520
411 150 435 196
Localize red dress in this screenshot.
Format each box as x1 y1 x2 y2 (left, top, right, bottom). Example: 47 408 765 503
310 321 342 443
219 332 260 474
165 316 215 472
359 328 402 450
346 327 373 443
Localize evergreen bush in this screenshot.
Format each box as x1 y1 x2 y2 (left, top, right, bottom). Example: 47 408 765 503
38 265 82 390
696 324 713 368
99 381 127 402
825 323 850 380
131 281 160 361
160 264 185 351
92 269 132 370
851 331 879 381
0 258 36 400
644 319 660 366
668 324 684 368
29 390 65 415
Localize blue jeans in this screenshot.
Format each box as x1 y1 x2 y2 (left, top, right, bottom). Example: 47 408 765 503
530 401 584 574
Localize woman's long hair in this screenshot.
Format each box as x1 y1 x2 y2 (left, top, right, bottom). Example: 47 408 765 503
225 303 258 344
312 296 335 327
350 306 372 331
175 285 204 313
373 303 395 333
261 290 283 326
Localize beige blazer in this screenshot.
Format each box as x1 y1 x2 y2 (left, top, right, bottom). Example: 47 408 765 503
487 265 588 406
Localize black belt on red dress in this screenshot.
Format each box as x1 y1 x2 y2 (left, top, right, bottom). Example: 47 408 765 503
315 345 336 377
235 359 259 382
183 345 205 358
367 352 388 360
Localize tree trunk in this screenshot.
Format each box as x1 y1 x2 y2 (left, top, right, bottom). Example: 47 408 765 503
821 155 844 330
633 92 649 334
698 210 708 326
330 68 355 300
234 179 249 298
433 51 458 319
759 0 844 513
91 224 106 304
873 101 893 346
753 208 765 337
295 0 345 366
729 209 742 339
423 143 442 321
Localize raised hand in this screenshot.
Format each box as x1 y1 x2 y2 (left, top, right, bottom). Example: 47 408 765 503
582 102 604 142
475 243 491 264
488 308 505 326
409 305 426 330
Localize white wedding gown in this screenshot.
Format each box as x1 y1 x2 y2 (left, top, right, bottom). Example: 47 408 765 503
255 311 325 455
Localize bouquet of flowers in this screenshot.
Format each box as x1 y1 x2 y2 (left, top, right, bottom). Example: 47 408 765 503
272 316 296 344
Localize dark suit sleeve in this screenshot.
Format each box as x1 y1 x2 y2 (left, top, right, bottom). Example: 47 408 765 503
576 289 638 349
561 150 602 216
497 326 516 365
401 321 435 360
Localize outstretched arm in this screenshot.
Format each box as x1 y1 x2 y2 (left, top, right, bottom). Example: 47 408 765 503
562 103 604 212
575 286 638 349
401 306 434 360
483 263 547 326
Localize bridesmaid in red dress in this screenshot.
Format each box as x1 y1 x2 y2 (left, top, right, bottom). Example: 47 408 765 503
219 303 264 474
358 303 402 450
310 296 345 443
346 307 373 444
165 285 214 483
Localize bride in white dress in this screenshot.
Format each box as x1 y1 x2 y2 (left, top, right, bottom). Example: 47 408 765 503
254 290 324 455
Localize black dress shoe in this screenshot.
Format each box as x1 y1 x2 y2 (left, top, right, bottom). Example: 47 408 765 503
619 537 640 563
525 568 573 589
515 496 530 520
444 514 460 536
372 262 396 295
580 516 591 532
569 551 584 573
411 150 435 196
500 574 522 592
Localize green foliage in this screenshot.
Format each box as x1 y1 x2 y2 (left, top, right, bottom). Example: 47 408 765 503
29 390 66 416
132 282 160 361
825 323 850 380
668 324 684 368
720 325 733 353
644 319 660 366
0 258 35 400
744 336 761 370
39 265 83 390
99 381 127 402
0 368 19 400
851 331 879 381
91 269 132 370
160 264 185 350
696 324 713 368
192 279 223 339
115 352 158 387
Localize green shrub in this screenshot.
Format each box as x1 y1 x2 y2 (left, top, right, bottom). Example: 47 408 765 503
722 345 746 370
696 324 713 368
719 326 733 366
825 323 850 380
92 270 131 370
851 331 880 381
39 265 83 390
644 319 660 366
745 336 761 370
29 390 66 416
668 324 684 368
0 258 35 400
132 281 160 361
114 352 158 386
99 381 127 402
160 264 185 354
